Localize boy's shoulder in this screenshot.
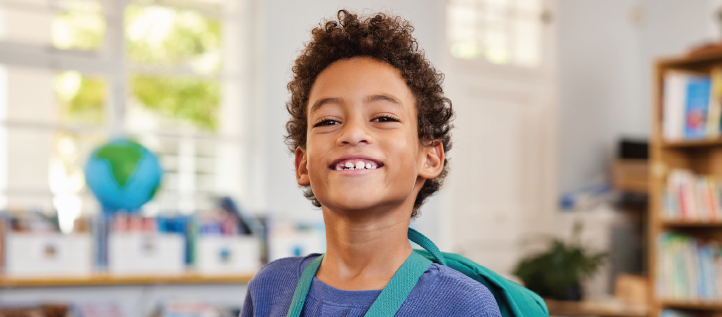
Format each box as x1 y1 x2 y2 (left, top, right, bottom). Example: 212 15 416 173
249 254 320 288
243 255 321 317
405 263 501 316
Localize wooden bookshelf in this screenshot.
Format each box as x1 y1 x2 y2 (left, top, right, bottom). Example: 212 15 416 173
660 300 722 311
0 272 255 288
663 139 722 148
649 50 722 316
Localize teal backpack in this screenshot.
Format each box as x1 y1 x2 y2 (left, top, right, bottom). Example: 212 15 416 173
287 228 549 317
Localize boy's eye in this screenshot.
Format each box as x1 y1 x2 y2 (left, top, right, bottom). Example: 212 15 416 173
372 115 399 123
313 119 340 127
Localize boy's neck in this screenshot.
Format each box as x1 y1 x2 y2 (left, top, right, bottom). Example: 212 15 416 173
315 204 414 291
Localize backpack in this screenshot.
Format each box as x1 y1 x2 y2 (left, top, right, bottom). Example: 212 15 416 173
287 228 549 317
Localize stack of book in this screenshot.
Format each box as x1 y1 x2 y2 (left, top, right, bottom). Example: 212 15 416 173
663 66 722 141
656 232 722 301
663 169 722 222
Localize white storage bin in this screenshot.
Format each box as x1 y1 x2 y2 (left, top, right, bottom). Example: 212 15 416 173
5 232 92 277
196 236 260 275
108 232 185 275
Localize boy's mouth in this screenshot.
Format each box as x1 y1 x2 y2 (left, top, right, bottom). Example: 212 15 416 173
329 158 384 171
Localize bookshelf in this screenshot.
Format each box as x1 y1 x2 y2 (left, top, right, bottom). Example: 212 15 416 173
650 51 722 316
0 273 255 288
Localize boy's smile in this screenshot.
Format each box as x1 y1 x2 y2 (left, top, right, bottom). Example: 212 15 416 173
294 57 444 213
330 155 383 172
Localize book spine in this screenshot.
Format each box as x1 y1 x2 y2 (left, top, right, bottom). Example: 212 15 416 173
664 71 688 140
707 66 722 138
685 76 712 139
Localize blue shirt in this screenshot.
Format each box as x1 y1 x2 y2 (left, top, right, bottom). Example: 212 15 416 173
241 254 502 317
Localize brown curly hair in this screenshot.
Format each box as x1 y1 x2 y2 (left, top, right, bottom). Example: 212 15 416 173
285 10 454 218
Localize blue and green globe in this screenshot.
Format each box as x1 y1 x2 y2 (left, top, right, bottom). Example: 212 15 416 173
84 138 163 213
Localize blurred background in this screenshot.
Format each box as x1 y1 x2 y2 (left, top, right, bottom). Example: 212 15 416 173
0 0 718 316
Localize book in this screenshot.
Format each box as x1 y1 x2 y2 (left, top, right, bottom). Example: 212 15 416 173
661 170 722 222
664 70 689 140
685 76 712 139
657 232 722 301
662 70 722 141
707 66 722 138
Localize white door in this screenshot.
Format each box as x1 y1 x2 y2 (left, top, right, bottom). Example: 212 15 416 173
439 0 557 275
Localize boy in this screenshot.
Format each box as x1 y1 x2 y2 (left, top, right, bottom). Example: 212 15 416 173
241 10 502 317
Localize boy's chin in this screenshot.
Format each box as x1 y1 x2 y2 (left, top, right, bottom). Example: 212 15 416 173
321 195 398 213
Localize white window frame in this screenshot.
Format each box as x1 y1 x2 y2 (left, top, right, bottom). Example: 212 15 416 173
0 0 258 217
445 0 555 78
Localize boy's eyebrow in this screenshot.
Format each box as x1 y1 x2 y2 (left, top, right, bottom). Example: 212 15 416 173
309 94 402 115
309 97 342 115
364 94 402 106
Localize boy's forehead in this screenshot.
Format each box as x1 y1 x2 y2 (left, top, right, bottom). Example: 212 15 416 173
307 57 414 110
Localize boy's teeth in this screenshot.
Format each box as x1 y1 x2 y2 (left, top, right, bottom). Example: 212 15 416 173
335 159 379 170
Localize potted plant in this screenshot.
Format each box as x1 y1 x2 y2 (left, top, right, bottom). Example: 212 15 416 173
513 223 606 301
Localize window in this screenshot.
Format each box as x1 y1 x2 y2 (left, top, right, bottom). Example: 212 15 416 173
447 0 544 67
0 0 246 233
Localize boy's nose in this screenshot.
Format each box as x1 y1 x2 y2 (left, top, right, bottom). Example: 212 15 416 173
338 118 371 146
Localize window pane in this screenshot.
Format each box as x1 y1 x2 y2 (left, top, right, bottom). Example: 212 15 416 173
133 135 245 215
447 0 543 67
0 65 107 126
0 0 105 51
512 19 540 67
125 4 221 74
515 0 541 12
128 74 220 132
0 127 105 215
55 71 107 125
53 0 105 50
448 0 480 59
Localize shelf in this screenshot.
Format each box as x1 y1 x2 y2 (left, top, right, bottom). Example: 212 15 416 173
544 299 647 317
660 300 722 310
658 50 722 68
0 272 255 288
662 220 722 228
662 139 722 148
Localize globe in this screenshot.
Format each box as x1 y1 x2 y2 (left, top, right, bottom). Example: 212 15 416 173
84 138 163 213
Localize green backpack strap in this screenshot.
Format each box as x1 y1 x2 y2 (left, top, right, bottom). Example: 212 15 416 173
407 227 446 266
286 251 432 317
287 254 324 317
364 252 431 316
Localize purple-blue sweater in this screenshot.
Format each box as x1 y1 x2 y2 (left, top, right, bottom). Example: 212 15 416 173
240 254 502 317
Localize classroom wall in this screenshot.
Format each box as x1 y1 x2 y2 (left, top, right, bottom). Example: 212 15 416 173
556 0 713 194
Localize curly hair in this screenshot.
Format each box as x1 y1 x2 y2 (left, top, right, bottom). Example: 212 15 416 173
285 10 454 218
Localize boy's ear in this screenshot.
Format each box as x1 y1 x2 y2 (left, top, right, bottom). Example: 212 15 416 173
295 147 311 186
418 141 445 180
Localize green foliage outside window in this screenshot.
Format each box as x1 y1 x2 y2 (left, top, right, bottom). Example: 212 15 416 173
125 4 222 72
55 71 106 125
132 75 219 130
52 1 105 50
52 2 222 131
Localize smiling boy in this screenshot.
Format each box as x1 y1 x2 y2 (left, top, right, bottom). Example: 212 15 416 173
241 10 502 317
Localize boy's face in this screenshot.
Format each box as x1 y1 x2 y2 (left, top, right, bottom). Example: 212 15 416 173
295 57 444 214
